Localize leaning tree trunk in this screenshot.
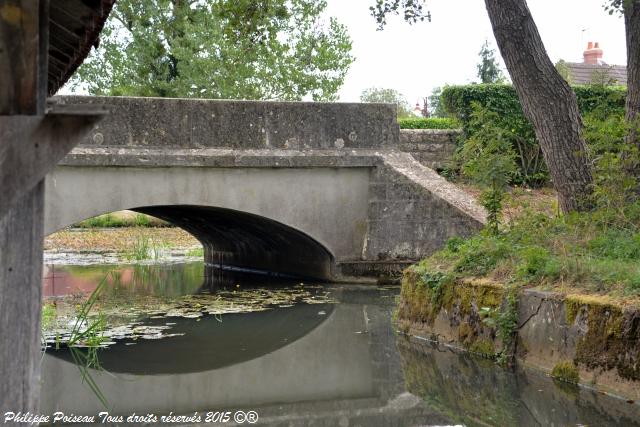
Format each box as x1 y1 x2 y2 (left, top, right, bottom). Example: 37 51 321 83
625 0 640 164
484 0 593 213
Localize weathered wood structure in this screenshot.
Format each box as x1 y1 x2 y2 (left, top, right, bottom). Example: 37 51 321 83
0 0 112 417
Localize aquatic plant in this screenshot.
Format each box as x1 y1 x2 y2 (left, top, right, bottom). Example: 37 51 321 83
43 276 110 408
551 360 580 384
65 277 109 407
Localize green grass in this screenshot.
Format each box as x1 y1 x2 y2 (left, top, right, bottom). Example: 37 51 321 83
416 201 640 297
398 117 459 129
124 236 161 261
75 213 167 228
186 247 204 257
41 303 56 330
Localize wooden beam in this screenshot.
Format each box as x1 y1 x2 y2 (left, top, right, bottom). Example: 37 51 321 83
0 1 47 419
0 110 106 220
0 0 43 114
0 181 45 416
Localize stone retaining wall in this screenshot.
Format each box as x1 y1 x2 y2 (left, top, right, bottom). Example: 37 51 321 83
398 129 460 169
397 269 640 401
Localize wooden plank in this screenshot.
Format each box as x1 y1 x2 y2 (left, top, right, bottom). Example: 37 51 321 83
0 0 41 114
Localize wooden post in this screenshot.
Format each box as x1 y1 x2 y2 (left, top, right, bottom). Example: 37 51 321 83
1 1 105 416
0 0 48 417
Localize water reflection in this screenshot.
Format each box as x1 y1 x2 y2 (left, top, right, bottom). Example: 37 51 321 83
398 338 640 426
51 303 333 374
39 264 640 426
43 263 204 298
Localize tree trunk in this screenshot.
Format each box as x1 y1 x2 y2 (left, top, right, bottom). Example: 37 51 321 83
625 0 640 160
484 0 593 212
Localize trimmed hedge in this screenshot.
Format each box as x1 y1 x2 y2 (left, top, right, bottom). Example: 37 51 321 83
440 84 626 187
441 84 625 135
398 117 459 129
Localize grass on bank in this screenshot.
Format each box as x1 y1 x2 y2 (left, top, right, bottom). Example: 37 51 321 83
74 212 169 228
414 200 640 303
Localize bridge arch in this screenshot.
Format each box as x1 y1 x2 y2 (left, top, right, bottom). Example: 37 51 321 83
134 205 333 279
44 166 370 279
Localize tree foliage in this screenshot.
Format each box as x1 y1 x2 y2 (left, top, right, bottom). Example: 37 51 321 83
428 86 447 118
360 87 413 118
369 0 430 29
477 40 505 84
71 0 354 101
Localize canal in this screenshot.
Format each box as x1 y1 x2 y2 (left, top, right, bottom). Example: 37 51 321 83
40 262 640 426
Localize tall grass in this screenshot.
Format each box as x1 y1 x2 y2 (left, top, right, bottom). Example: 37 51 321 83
44 275 110 408
125 235 164 261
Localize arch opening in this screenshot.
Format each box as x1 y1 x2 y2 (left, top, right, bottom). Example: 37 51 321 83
133 205 334 281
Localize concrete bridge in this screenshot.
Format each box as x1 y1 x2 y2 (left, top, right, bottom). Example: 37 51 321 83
45 96 485 280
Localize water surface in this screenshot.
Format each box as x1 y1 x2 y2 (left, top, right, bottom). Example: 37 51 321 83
40 263 640 426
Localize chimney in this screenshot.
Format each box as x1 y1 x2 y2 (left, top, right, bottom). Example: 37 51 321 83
583 41 603 65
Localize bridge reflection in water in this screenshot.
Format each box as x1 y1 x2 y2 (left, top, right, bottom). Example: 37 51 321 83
39 266 640 426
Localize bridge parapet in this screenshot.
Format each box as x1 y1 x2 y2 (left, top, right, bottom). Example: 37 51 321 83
53 96 399 151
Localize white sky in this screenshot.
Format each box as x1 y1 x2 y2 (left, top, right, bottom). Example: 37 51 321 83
326 0 627 104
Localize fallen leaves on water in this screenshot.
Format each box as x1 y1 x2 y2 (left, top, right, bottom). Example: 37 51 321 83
43 285 334 348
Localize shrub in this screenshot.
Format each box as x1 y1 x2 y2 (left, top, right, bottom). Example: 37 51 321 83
398 117 459 129
441 84 627 187
456 104 517 234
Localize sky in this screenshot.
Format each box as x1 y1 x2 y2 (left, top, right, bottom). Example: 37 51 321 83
325 0 627 105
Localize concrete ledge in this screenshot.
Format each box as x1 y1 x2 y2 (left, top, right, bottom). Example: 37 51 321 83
59 147 382 168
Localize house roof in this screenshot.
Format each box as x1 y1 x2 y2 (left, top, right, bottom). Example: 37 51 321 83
48 0 116 95
565 62 627 86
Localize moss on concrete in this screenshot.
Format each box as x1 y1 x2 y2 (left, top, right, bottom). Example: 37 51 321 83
469 339 496 358
565 295 639 381
400 266 505 320
400 266 640 390
399 266 506 356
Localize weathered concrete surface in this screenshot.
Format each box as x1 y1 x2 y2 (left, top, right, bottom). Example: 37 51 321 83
517 291 640 401
45 163 370 278
39 96 484 280
398 129 460 169
52 95 399 150
45 146 485 280
366 152 485 261
397 272 640 401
